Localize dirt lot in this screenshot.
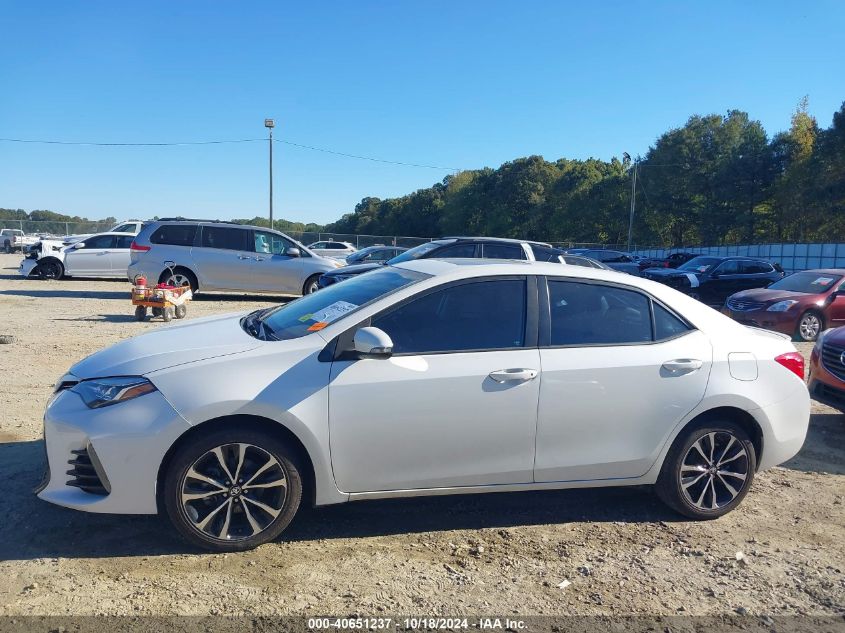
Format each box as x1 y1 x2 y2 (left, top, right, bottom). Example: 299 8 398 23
0 252 843 617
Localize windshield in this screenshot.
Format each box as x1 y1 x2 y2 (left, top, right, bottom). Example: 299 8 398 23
247 266 428 340
387 240 454 264
678 256 722 273
768 272 842 294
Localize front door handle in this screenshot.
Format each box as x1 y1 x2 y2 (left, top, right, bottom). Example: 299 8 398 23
662 359 703 373
238 254 252 260
254 257 266 261
488 368 539 383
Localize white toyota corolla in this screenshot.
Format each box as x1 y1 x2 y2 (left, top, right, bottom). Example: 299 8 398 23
38 259 810 551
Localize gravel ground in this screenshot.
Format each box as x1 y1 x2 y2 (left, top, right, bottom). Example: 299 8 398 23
0 252 843 617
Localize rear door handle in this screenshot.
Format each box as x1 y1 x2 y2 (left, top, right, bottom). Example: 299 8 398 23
488 368 539 383
238 254 252 260
254 257 266 261
662 359 703 372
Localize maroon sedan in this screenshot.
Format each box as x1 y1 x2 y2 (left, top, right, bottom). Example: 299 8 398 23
722 269 845 341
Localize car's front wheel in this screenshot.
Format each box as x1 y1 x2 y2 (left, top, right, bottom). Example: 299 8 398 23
303 274 321 295
37 259 64 280
797 310 823 342
656 421 756 519
163 429 303 552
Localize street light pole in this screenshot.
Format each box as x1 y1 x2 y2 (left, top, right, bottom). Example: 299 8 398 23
626 159 638 252
265 118 275 229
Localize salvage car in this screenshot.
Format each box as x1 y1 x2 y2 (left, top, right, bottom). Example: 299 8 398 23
345 245 406 264
38 259 809 551
563 249 642 275
808 326 845 412
306 240 357 259
723 269 845 341
19 232 136 279
643 256 784 305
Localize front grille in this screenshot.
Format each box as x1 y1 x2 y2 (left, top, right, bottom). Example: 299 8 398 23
727 298 766 312
812 380 845 408
66 446 110 495
821 340 845 382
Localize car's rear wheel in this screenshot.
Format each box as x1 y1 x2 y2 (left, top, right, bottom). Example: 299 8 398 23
303 274 321 295
37 259 64 280
797 310 823 342
656 421 756 519
160 267 198 293
163 429 303 552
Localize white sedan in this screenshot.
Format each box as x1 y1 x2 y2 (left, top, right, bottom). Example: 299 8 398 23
37 259 810 551
19 232 135 279
306 240 356 259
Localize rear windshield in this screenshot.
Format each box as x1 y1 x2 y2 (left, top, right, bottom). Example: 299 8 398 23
768 272 843 294
678 256 722 273
252 266 428 340
388 240 455 264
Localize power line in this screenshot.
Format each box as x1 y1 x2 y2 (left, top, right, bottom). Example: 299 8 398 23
0 136 463 171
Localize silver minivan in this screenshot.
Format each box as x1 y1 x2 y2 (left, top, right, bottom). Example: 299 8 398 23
127 220 343 295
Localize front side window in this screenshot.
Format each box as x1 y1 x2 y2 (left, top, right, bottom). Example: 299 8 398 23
201 226 250 251
372 279 526 354
254 230 294 255
150 224 197 246
714 260 741 275
82 235 116 249
678 256 721 273
548 281 652 346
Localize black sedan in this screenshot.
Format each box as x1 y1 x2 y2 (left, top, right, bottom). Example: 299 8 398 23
643 256 784 305
344 245 406 265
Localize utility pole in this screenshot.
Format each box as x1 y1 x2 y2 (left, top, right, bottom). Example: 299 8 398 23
626 159 638 252
265 118 275 229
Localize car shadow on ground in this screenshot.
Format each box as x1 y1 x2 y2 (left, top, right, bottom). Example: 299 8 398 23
1 438 679 561
781 412 845 475
0 288 129 300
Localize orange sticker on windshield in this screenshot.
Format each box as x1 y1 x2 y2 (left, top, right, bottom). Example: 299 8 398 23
307 322 329 331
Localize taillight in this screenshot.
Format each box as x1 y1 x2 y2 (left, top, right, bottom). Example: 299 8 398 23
775 352 805 380
130 241 151 252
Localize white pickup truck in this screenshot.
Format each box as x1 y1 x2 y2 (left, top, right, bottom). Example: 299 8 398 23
1 229 39 253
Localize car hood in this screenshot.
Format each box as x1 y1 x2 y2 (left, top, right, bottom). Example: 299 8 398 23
324 261 382 276
728 288 813 304
70 312 261 379
643 267 696 277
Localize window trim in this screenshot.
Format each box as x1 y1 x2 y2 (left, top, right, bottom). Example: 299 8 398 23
538 276 696 349
328 275 538 360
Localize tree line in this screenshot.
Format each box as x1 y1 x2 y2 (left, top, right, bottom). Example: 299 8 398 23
325 98 845 247
4 98 843 247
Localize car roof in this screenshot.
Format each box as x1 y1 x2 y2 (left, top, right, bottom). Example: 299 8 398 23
441 236 552 247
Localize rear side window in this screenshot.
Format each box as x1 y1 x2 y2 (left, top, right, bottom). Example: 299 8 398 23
548 281 652 346
201 226 250 251
741 261 773 274
653 303 691 340
715 260 741 275
150 224 197 247
114 235 134 249
482 243 526 260
372 279 526 354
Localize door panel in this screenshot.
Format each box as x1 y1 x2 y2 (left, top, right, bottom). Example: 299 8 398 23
107 235 133 277
64 235 114 275
191 226 254 290
250 230 303 293
329 349 541 492
535 330 712 482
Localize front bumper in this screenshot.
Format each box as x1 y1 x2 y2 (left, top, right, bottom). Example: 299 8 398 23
807 349 845 412
37 385 192 514
18 258 37 277
721 307 797 337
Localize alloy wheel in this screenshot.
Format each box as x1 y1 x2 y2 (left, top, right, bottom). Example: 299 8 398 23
179 443 288 542
799 313 821 341
679 431 749 511
166 273 191 288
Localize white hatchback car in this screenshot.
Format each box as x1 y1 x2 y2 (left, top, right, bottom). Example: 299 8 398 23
38 260 810 551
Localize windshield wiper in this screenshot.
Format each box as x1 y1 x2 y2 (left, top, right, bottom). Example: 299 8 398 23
242 308 279 341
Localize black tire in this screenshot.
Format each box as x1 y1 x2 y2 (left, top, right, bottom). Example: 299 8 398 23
656 420 756 520
37 259 64 280
162 428 303 552
796 310 823 342
175 304 187 319
152 307 163 317
303 274 321 295
162 307 173 322
159 267 198 293
134 306 147 321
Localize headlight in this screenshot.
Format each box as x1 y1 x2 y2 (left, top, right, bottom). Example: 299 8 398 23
71 377 157 409
767 300 798 312
331 260 345 269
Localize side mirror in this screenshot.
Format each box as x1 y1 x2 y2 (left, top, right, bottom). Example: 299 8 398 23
285 247 301 258
74 242 86 249
353 327 393 359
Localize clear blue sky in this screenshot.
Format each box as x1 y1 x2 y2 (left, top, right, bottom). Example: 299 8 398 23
1 0 843 225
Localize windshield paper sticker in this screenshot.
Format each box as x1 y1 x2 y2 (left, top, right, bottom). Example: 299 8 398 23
684 273 700 288
312 301 358 324
813 277 834 286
